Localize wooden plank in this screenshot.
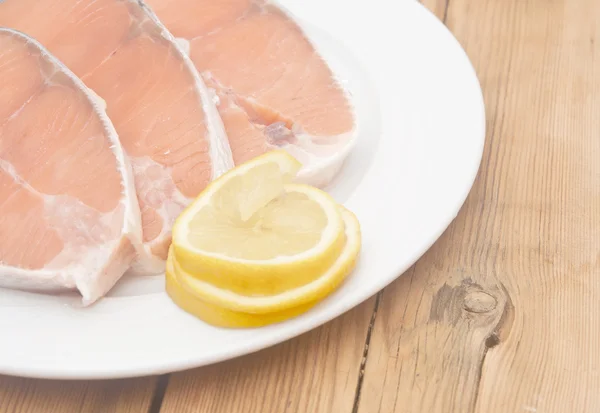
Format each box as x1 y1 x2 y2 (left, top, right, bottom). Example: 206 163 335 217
357 0 600 412
0 375 159 413
160 298 375 413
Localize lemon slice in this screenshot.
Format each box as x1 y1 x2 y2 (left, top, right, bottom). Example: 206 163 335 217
166 256 318 328
166 207 361 327
171 150 345 295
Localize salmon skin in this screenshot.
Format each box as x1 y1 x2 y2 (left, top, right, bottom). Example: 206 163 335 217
0 0 234 273
0 28 141 305
146 0 358 187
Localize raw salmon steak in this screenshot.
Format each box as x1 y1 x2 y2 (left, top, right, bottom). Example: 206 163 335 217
146 0 357 187
0 28 140 304
0 0 234 273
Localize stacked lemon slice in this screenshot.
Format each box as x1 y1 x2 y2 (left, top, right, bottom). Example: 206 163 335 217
167 150 361 328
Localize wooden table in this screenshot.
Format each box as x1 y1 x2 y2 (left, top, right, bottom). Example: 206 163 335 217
3 0 600 411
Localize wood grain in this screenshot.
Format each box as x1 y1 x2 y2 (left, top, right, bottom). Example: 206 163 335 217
0 375 159 413
357 0 600 412
159 298 375 413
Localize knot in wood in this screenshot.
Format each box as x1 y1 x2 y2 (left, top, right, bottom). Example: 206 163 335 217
463 290 497 313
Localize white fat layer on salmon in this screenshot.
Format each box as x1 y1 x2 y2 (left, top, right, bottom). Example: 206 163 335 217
174 37 191 56
0 28 142 305
146 0 358 188
129 156 189 270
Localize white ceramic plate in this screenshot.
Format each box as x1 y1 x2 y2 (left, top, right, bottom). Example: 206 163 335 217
0 0 485 379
